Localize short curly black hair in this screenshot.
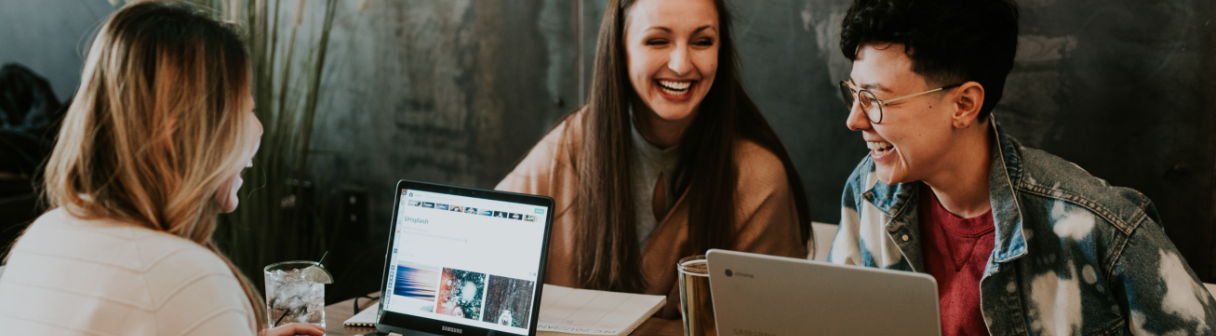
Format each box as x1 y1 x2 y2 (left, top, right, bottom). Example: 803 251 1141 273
840 0 1019 120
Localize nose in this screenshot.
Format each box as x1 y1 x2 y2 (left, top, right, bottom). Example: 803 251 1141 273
845 99 872 131
668 44 692 76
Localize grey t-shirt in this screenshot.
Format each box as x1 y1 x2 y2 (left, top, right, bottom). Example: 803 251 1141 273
629 119 680 248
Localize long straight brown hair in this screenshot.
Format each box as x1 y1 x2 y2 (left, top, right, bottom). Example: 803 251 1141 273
39 1 266 331
575 0 812 292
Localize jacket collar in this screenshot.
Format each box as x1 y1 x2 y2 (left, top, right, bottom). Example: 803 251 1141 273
986 117 1028 262
863 116 1029 263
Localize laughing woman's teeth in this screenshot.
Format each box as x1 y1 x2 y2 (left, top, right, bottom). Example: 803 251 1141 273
658 80 692 95
867 141 894 155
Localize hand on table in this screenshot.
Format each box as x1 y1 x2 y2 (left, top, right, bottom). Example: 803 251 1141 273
263 323 325 336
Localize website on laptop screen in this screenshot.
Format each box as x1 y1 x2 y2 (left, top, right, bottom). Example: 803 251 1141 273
384 189 548 335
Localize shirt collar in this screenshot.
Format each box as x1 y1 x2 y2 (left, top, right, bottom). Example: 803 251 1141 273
863 116 1029 262
628 107 681 161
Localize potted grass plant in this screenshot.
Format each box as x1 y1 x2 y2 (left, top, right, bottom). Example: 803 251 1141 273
192 0 342 292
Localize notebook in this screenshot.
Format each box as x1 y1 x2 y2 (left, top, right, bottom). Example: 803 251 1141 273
345 305 379 328
535 284 665 336
346 285 664 335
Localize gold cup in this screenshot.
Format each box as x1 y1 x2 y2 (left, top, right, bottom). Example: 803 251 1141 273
678 255 715 336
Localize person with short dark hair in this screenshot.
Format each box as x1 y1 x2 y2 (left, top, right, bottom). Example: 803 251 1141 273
827 0 1216 334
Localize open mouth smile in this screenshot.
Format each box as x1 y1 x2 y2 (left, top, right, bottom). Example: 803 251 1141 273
867 141 894 159
656 80 695 100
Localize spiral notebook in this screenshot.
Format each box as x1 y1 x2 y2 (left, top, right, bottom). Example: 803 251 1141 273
344 305 379 328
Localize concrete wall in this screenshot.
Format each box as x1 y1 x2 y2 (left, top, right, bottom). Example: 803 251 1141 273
3 0 1214 282
0 0 115 101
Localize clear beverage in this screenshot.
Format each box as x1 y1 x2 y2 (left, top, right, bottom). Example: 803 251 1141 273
678 255 715 336
264 261 326 328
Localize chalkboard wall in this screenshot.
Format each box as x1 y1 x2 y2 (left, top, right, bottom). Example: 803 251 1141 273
2 0 1213 282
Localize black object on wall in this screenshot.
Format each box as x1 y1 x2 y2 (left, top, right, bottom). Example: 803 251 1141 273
0 63 65 253
0 63 64 179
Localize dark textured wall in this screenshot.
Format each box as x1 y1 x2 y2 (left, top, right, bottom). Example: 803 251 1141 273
3 0 1214 285
0 0 116 101
306 0 577 236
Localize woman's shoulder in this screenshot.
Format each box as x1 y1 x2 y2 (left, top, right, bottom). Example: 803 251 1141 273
537 107 588 153
496 108 587 192
732 138 790 191
2 209 250 333
9 209 240 302
16 208 225 269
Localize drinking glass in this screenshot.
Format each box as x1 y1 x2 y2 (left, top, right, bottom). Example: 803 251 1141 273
678 255 715 336
264 261 326 328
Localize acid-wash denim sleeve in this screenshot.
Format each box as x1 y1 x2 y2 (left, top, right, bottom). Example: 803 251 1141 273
1107 196 1216 335
828 157 871 267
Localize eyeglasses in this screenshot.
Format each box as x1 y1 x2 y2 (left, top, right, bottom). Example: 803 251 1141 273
838 81 962 124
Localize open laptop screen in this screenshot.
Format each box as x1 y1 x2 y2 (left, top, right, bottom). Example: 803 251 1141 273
380 183 551 336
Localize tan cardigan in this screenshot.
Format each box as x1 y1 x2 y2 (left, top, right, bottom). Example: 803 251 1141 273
496 110 807 319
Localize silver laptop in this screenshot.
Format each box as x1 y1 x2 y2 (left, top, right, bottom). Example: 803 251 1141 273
707 249 941 336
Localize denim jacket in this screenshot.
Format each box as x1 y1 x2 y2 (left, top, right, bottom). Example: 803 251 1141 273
827 120 1216 335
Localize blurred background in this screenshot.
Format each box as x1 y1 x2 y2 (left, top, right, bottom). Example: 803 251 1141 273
1 0 1213 302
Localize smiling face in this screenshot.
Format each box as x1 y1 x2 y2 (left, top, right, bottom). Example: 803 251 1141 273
846 43 956 184
215 90 263 213
624 0 719 123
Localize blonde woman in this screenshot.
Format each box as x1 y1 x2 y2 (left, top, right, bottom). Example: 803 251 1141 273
0 2 323 335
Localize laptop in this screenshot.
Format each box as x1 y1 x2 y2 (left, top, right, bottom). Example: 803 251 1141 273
706 249 941 336
374 180 555 336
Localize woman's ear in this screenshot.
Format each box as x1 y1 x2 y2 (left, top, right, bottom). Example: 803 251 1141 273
952 81 985 129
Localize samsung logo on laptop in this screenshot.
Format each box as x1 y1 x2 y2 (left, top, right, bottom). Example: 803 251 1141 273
442 326 463 334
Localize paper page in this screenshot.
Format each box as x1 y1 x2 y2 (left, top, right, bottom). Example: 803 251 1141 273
536 284 666 335
344 305 379 327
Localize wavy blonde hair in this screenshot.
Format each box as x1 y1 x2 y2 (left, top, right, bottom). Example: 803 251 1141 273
42 0 265 331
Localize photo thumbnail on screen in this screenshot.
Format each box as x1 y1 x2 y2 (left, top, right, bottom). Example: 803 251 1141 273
436 268 487 321
392 262 441 313
482 276 536 329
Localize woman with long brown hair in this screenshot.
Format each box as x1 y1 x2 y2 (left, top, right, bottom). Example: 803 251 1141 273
497 0 811 318
0 2 321 335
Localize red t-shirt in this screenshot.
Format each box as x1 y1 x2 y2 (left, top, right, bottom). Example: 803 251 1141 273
918 185 994 336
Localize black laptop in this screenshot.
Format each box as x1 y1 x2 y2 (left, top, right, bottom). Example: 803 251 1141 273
373 180 554 336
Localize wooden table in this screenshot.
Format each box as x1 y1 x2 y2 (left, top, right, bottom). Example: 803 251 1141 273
323 294 683 336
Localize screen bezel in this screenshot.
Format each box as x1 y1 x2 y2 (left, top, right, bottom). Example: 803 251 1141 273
375 179 554 336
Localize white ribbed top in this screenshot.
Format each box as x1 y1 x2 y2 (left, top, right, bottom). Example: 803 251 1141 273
0 208 256 336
